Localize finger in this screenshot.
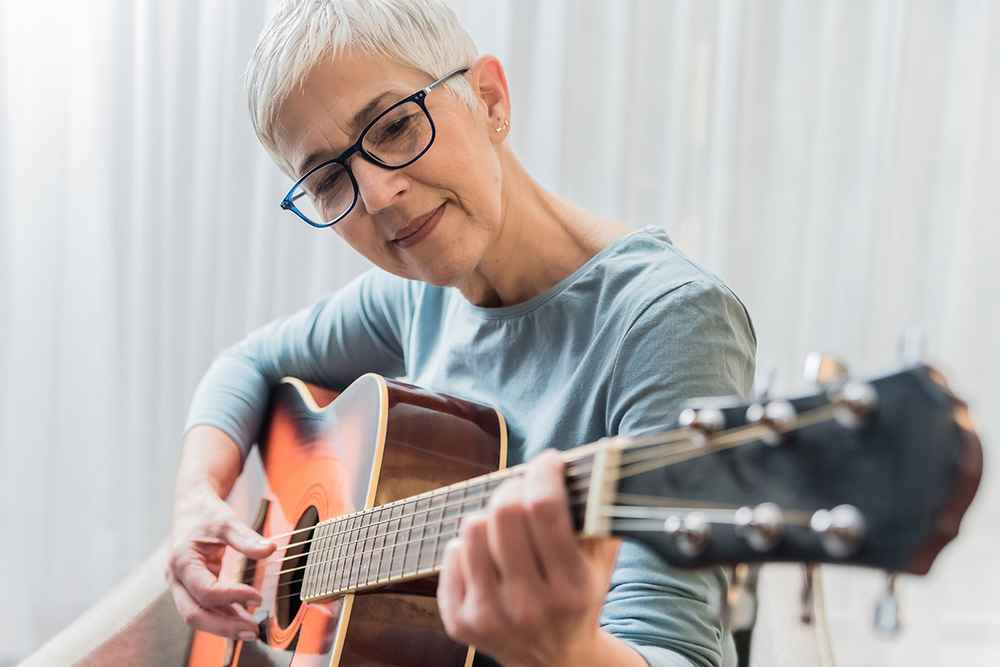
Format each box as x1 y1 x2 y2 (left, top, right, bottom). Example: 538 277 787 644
460 514 500 602
227 601 258 625
524 450 586 585
436 539 467 634
177 553 263 610
171 575 259 640
486 478 544 586
222 521 276 560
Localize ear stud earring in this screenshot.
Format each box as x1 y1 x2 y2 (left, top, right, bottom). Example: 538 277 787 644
495 118 510 133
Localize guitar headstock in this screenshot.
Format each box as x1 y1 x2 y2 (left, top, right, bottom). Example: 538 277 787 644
600 364 983 574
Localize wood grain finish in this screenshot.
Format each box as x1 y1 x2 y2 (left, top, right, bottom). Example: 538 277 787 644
186 375 504 667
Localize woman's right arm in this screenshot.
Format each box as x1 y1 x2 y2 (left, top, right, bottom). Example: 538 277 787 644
168 425 275 640
168 270 419 639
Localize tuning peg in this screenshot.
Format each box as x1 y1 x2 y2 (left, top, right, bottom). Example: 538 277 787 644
678 407 726 444
830 381 878 428
745 400 797 445
803 353 849 387
898 327 926 366
874 572 903 636
735 502 784 551
725 564 759 632
810 505 866 558
664 513 711 557
799 564 816 625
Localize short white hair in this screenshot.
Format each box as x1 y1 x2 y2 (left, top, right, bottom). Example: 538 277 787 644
246 0 479 174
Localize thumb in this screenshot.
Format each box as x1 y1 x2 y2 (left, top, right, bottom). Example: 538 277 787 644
225 521 275 559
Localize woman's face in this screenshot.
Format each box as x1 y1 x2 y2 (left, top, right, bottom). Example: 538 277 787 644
272 51 509 287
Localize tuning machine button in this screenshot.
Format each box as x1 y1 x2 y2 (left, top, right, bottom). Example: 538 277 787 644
734 502 784 552
664 513 711 557
745 400 797 445
810 504 866 558
678 407 725 446
831 382 878 428
874 572 903 636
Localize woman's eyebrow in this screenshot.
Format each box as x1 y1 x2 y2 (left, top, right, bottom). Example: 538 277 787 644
296 89 404 176
349 90 399 131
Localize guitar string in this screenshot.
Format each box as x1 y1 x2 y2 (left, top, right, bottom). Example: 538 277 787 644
270 495 595 595
256 437 660 545
259 403 828 548
243 478 595 583
269 501 768 597
246 422 790 584
244 405 835 590
241 430 702 579
251 415 813 586
242 464 597 573
261 442 711 585
269 500 820 604
241 430 695 571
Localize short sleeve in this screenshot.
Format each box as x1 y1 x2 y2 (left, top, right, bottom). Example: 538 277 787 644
183 268 419 459
601 280 756 667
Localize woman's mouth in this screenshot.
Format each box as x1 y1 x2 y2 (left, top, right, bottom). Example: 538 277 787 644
392 203 446 249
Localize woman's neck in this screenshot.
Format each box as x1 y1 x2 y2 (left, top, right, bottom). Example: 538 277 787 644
455 146 629 308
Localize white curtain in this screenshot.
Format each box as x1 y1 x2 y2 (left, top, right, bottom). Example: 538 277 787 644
1 1 997 664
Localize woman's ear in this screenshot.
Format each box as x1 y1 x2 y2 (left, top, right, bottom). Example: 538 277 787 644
467 54 511 142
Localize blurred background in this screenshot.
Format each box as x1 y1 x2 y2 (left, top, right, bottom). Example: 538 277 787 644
1 0 997 665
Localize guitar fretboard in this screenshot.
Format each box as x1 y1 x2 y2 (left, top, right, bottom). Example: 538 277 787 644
301 473 507 602
300 473 510 601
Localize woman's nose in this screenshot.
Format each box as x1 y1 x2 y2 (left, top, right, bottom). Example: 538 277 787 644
350 155 408 215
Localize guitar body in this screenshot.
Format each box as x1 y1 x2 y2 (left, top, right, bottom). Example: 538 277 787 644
187 373 507 667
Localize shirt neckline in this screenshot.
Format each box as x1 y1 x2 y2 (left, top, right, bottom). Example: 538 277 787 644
457 226 664 320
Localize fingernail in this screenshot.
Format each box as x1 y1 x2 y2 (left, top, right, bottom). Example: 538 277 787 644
239 631 256 642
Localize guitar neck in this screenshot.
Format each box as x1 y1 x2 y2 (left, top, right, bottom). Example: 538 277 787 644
299 444 606 602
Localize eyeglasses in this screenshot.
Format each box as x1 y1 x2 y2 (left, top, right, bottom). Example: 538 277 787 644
280 66 470 228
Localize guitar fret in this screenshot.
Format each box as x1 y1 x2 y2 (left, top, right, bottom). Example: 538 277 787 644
439 484 464 565
378 505 392 582
327 518 342 594
425 491 445 572
328 518 341 592
406 498 427 574
337 515 353 591
388 502 403 580
348 514 361 589
302 525 315 599
371 507 383 583
308 522 324 598
309 522 323 597
360 510 372 586
364 509 376 584
354 511 370 588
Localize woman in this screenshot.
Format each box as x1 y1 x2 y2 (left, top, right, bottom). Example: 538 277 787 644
169 1 756 666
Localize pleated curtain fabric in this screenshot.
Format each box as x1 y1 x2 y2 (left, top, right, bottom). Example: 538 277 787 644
1 1 997 664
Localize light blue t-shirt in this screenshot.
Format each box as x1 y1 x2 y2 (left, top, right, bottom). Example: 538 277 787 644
186 226 756 667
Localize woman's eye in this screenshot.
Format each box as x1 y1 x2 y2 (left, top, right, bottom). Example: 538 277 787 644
315 171 342 195
380 115 413 139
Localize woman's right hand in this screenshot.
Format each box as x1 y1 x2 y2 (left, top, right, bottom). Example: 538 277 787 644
167 484 276 640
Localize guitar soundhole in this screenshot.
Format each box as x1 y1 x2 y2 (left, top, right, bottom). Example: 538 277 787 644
276 506 318 628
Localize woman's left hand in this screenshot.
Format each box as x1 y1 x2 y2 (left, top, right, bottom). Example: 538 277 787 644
436 449 621 667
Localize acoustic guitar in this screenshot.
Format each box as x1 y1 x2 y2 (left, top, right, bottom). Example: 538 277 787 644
185 362 982 667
